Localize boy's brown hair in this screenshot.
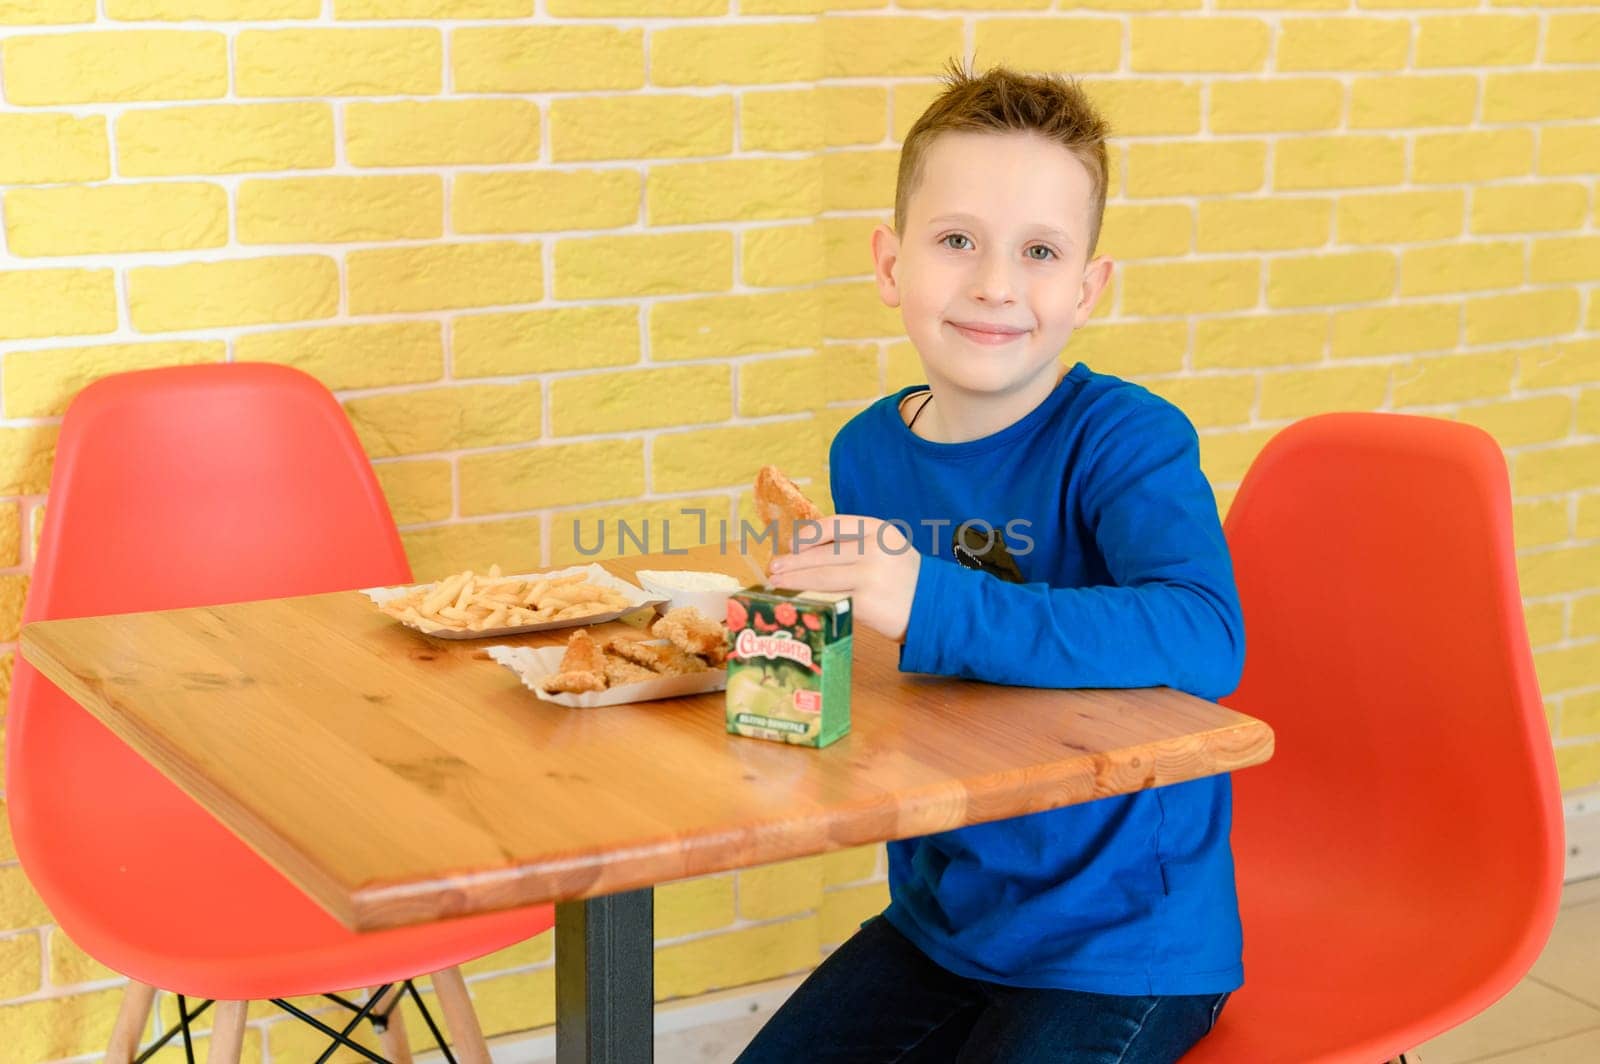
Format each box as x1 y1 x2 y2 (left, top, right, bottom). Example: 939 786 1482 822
895 58 1111 258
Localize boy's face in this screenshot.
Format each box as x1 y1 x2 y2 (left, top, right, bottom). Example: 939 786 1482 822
872 130 1113 403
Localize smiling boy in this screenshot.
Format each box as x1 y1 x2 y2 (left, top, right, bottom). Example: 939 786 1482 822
735 62 1246 1063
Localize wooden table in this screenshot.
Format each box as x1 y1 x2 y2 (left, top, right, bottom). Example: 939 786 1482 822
20 543 1274 1063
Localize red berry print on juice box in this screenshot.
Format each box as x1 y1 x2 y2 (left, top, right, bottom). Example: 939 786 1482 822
802 613 821 631
774 601 797 627
727 598 748 631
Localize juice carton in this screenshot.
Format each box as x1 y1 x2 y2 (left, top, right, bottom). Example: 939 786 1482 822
725 586 852 748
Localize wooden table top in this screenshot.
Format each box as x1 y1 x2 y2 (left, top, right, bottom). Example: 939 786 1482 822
20 544 1273 933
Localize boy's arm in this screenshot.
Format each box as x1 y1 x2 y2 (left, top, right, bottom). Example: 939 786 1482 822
826 429 858 516
897 399 1246 702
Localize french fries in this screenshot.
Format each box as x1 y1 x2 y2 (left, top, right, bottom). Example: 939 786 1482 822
378 564 633 634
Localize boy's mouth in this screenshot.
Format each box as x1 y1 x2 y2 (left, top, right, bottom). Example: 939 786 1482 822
949 321 1028 346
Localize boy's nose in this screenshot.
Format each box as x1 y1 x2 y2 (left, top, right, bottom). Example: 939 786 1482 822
972 255 1018 303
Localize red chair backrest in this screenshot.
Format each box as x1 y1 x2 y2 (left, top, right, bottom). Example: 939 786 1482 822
6 363 412 887
1221 412 1563 983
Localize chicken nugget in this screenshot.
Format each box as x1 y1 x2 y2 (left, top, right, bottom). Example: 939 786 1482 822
601 651 659 687
557 628 604 671
605 636 662 670
541 670 607 694
653 642 711 676
652 606 728 665
605 636 709 677
540 630 607 693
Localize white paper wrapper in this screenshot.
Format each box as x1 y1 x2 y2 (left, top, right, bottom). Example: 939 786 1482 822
487 642 728 708
361 563 667 640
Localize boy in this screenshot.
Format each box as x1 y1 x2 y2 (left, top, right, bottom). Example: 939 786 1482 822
735 62 1245 1063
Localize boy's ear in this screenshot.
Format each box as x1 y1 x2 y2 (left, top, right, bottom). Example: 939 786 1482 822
1074 255 1114 328
871 223 901 308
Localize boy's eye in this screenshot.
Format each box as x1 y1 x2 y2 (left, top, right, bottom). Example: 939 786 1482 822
939 234 1057 261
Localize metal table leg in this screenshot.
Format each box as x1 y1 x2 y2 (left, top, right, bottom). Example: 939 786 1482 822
555 888 654 1064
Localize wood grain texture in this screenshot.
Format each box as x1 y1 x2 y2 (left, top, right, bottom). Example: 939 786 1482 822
20 545 1273 932
431 966 492 1064
206 1001 248 1063
370 983 412 1064
106 982 156 1063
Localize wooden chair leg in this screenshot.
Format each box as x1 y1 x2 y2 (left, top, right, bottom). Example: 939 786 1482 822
106 981 158 1063
430 966 492 1064
370 983 414 1064
206 1001 249 1064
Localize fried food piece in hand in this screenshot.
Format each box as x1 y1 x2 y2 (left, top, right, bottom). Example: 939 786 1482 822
755 465 823 554
541 629 607 693
652 606 728 665
605 636 710 677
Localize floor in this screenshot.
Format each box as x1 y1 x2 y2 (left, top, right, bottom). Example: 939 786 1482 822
1415 876 1600 1063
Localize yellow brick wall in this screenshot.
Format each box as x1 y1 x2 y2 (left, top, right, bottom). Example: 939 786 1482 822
1 0 1597 1058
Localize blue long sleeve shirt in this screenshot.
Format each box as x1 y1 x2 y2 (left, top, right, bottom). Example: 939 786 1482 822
828 361 1247 996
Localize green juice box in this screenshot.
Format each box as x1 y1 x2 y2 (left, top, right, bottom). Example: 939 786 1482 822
725 586 852 748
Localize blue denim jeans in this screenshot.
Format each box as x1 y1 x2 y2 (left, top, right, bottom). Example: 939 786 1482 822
734 917 1230 1064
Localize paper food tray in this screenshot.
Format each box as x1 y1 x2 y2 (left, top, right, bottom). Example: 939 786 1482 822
361 563 667 640
487 643 728 708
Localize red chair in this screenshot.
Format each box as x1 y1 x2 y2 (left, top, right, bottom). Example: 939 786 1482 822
6 363 554 1062
1183 412 1565 1063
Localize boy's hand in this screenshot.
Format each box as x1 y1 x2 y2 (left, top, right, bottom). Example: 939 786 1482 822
766 516 921 642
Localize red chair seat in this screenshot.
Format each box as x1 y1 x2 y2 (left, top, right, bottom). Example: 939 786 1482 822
1181 412 1562 1063
7 363 553 1003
